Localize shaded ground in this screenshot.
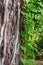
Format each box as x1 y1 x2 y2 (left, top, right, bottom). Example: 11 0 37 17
36 60 43 65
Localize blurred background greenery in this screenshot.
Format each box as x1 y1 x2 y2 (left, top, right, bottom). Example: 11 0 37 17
20 0 43 65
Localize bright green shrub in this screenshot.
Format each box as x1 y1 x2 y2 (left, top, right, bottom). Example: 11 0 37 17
20 0 43 65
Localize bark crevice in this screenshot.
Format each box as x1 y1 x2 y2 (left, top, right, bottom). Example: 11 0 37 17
0 0 20 65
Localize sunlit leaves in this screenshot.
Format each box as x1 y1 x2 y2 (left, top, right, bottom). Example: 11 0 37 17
23 0 30 3
21 0 43 65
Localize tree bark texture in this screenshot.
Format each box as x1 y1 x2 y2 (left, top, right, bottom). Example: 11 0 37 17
0 0 20 65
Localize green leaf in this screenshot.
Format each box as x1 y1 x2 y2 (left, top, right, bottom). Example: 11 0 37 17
23 0 30 3
21 58 26 64
21 46 27 52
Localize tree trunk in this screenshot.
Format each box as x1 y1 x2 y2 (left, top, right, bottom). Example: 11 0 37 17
0 0 20 65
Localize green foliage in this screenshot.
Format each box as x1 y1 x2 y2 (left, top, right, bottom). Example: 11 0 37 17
21 58 36 65
21 0 43 65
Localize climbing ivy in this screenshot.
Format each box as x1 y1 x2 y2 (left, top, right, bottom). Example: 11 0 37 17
21 0 43 65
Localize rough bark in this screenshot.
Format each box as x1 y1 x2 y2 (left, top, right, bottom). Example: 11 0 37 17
0 0 20 65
